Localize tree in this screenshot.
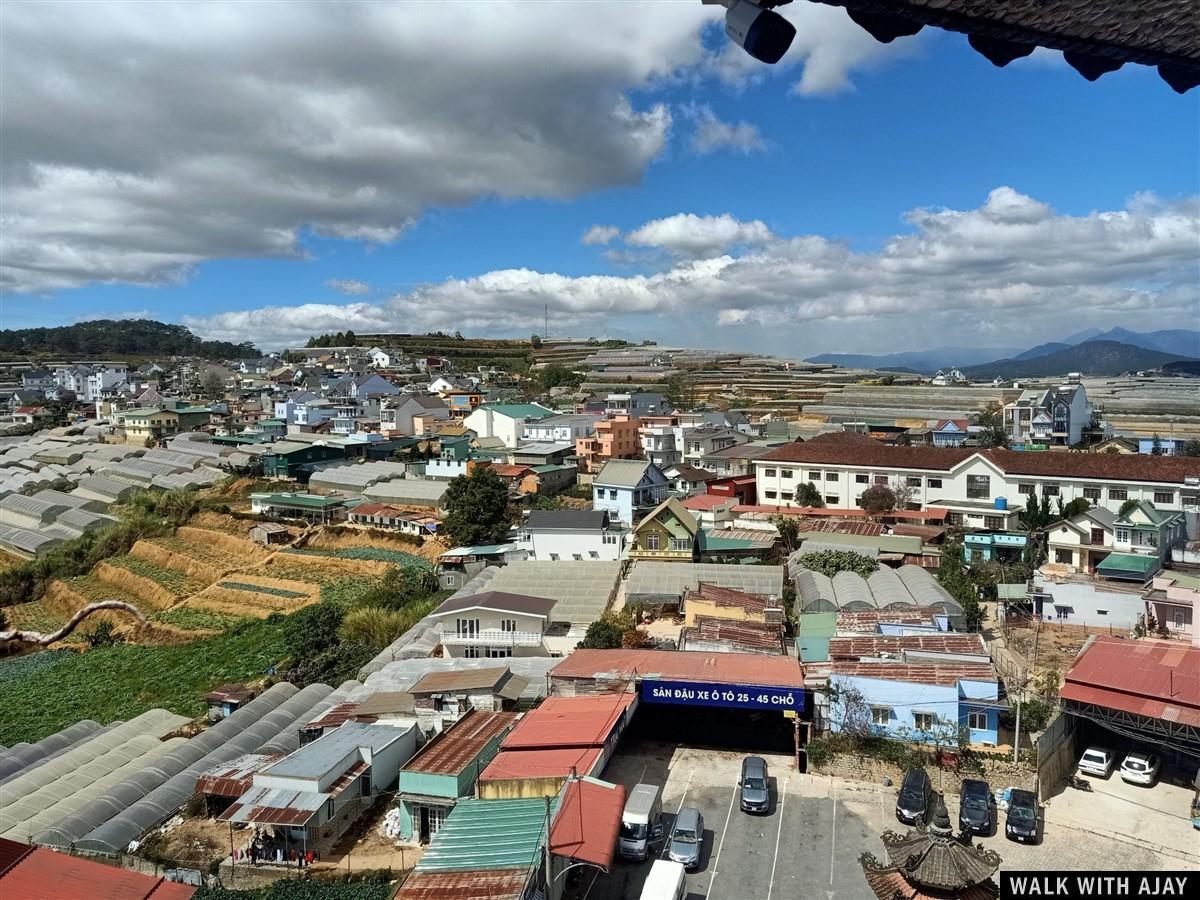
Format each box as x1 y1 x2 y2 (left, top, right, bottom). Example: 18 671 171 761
938 541 982 631
797 549 878 578
858 484 895 517
1058 497 1090 520
1118 498 1140 518
890 478 916 511
1149 433 1164 455
201 370 225 401
771 516 801 555
530 334 542 349
1182 439 1200 458
663 371 700 411
976 402 1009 448
442 465 512 547
577 615 625 650
794 481 823 508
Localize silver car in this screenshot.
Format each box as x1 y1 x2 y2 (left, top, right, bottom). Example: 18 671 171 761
740 756 769 813
667 806 704 870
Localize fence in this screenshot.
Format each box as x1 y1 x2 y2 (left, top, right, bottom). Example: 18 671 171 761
1035 711 1077 800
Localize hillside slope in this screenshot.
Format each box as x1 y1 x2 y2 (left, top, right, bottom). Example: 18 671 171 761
962 340 1195 378
0 319 258 359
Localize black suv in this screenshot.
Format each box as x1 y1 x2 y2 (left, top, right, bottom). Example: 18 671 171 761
895 768 932 825
958 779 992 835
1005 789 1038 843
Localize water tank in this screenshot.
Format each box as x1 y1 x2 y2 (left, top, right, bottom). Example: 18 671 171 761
994 497 1008 510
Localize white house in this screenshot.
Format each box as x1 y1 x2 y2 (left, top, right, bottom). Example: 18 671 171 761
463 403 554 449
1047 507 1117 573
368 347 408 368
1004 383 1092 447
752 432 1200 528
274 391 318 425
427 590 559 658
381 394 451 435
591 459 670 525
517 509 627 561
522 413 601 444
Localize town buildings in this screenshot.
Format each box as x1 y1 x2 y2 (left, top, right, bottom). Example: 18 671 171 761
516 510 627 561
1004 383 1093 448
575 414 641 474
590 459 670 525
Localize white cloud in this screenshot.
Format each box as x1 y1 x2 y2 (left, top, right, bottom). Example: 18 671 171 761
625 213 774 257
686 104 765 155
581 225 620 246
186 189 1200 354
326 279 371 296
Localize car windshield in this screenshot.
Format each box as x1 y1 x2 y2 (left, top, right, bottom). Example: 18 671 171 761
963 796 988 811
1083 751 1106 763
900 789 923 805
620 822 647 840
1010 805 1034 822
744 778 766 790
1125 760 1146 771
673 828 697 843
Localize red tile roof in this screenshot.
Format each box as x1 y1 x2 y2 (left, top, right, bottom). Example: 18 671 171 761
0 839 195 899
502 694 635 750
828 634 987 660
349 502 407 517
864 868 998 900
682 494 737 511
832 662 997 687
397 869 528 900
549 778 626 870
760 432 1200 484
479 746 604 782
402 710 518 775
549 648 804 689
1059 637 1200 728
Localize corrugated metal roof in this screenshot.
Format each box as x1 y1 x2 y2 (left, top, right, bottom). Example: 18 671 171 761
195 753 281 799
828 634 987 660
502 695 635 751
264 721 406 780
415 797 551 872
403 711 518 776
832 662 997 687
0 837 194 899
1060 637 1200 728
684 616 785 652
409 668 516 696
548 778 625 870
480 746 603 782
397 868 528 900
550 648 804 689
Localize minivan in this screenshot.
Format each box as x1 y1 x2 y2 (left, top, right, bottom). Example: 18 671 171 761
619 783 663 861
740 756 769 814
1005 789 1038 843
895 767 931 825
667 806 704 871
640 859 686 900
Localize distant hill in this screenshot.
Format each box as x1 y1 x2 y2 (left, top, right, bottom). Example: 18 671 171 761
961 340 1196 379
1084 327 1200 357
0 319 258 360
1011 341 1069 361
1063 327 1103 344
807 345 1022 373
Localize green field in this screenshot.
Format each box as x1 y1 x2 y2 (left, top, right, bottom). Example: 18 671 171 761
284 547 432 568
0 620 289 745
152 606 250 632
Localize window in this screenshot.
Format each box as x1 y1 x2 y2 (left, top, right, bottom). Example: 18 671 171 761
572 553 583 560
500 619 516 633
781 469 794 479
670 538 691 551
360 773 372 798
645 533 661 550
781 491 793 501
1043 484 1060 497
927 477 942 489
1018 483 1034 495
825 495 839 505
1090 528 1106 545
764 467 777 477
871 707 891 726
456 618 479 638
808 470 821 480
1144 531 1158 548
487 647 513 658
906 476 921 488
966 474 991 499
765 490 777 499
602 533 616 544
825 472 837 481
1083 486 1101 501
463 646 480 658
946 512 962 526
1115 528 1130 544
874 475 888 486
984 516 1003 530
1108 488 1128 501
967 709 988 731
1176 610 1187 629
913 712 936 732
1096 609 1107 616
1055 549 1073 564
549 553 560 561
589 550 599 559
1154 491 1174 504
855 474 869 484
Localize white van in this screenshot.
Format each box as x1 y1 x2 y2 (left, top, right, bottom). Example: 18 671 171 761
640 859 686 900
619 783 662 861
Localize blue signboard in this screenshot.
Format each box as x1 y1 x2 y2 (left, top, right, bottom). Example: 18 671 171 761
641 679 807 715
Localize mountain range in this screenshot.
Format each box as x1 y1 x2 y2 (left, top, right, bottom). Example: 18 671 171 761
809 327 1199 376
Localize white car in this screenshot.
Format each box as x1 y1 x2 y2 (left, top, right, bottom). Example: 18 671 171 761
1076 746 1115 778
1119 752 1161 786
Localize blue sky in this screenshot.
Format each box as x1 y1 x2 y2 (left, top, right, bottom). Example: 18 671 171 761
2 3 1197 356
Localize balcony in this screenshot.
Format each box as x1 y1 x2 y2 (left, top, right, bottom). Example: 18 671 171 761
627 547 693 561
441 629 544 647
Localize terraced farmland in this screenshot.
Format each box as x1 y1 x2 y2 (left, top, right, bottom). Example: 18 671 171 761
183 574 320 618
259 553 392 586
103 555 208 598
284 546 432 568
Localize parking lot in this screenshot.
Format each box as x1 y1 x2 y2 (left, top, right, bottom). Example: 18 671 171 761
582 740 1197 900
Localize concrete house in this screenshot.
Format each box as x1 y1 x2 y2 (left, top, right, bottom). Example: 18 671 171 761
930 419 969 448
517 509 627 561
1004 383 1092 448
428 591 559 658
1145 572 1199 645
638 415 683 468
523 413 601 444
627 497 701 563
591 459 670 526
575 415 641 474
1096 501 1187 581
406 668 529 724
382 394 451 435
464 403 555 449
1047 507 1118 573
679 425 749 467
394 710 518 844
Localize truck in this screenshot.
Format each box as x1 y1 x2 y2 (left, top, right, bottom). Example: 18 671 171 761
619 782 663 861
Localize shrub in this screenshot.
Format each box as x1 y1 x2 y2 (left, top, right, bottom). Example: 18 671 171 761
85 619 123 648
338 607 412 650
796 550 878 578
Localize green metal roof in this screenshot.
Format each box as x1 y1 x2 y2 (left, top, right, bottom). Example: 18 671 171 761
701 529 768 551
1095 552 1160 576
415 797 553 872
250 492 344 508
478 403 554 419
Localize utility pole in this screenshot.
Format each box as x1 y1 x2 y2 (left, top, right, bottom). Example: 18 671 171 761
1012 680 1023 764
543 795 552 897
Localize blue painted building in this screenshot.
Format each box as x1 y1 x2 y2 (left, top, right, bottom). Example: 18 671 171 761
963 531 1028 562
1137 437 1188 456
591 459 669 526
931 419 969 448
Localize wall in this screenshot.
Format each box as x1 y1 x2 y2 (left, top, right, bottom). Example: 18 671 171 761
829 674 998 746
1033 577 1145 629
528 528 622 562
809 751 1037 797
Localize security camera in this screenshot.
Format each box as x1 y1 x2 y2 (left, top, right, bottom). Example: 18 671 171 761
706 0 796 65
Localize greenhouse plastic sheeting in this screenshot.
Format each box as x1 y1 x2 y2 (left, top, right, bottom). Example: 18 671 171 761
0 719 101 782
257 680 361 756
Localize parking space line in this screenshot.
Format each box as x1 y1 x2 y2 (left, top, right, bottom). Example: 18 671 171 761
829 778 837 886
662 769 694 860
766 777 788 900
706 783 738 896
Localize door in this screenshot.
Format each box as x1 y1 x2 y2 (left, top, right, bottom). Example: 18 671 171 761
419 806 430 843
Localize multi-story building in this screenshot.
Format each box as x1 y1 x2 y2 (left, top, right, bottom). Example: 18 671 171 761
523 413 601 444
427 590 559 658
381 394 451 435
575 414 641 474
516 509 627 561
679 425 748 467
753 432 1200 528
464 403 555 449
604 391 668 417
638 415 682 468
1004 383 1092 448
591 459 670 525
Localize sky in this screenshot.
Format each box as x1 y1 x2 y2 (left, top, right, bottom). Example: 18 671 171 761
1 1 1197 357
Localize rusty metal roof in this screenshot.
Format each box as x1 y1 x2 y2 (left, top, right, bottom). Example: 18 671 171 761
396 868 528 900
1060 637 1200 728
303 701 361 731
832 662 997 687
218 761 367 826
195 753 282 799
550 648 804 689
409 667 516 696
835 607 943 633
829 634 987 660
501 694 636 750
549 777 625 871
687 582 773 612
403 710 519 776
684 616 786 652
